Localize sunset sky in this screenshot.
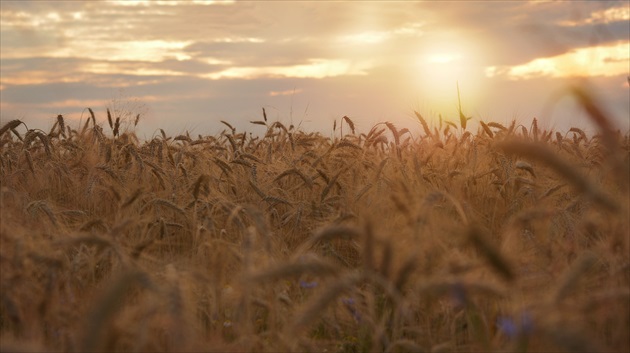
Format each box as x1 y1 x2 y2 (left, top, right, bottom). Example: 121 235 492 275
1 0 628 138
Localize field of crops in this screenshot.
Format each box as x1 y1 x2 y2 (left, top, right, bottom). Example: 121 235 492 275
1 90 628 352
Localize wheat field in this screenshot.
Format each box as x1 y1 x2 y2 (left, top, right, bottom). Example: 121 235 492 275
1 90 628 352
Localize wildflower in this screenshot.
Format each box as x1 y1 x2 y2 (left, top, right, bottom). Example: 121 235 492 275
497 311 534 339
342 297 362 322
497 316 518 338
299 280 318 289
341 298 355 306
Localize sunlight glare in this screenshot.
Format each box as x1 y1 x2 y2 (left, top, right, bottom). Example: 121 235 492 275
413 35 485 120
427 53 462 64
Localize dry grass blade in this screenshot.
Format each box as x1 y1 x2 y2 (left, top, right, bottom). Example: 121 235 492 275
264 195 292 206
355 183 372 201
342 115 355 135
457 82 468 130
569 127 587 142
88 107 96 127
212 157 232 175
249 179 266 199
468 225 515 282
220 120 235 133
131 238 154 259
247 257 338 283
192 174 209 200
311 224 362 243
542 323 604 353
414 111 432 137
36 132 52 157
120 188 143 209
515 160 536 178
480 121 494 138
79 271 151 352
363 222 375 272
79 218 109 233
419 280 505 300
386 121 400 146
54 235 113 250
488 122 507 131
366 126 386 143
498 140 618 211
556 131 564 145
379 239 393 279
238 152 263 164
394 254 417 291
521 125 528 137
142 198 187 216
107 108 113 130
23 150 34 175
570 86 616 147
289 272 362 335
335 140 361 150
386 339 424 353
531 117 539 141
26 200 57 226
274 168 299 183
321 167 345 201
224 133 237 153
552 251 597 305
56 114 66 137
294 225 363 258
174 135 192 143
113 117 120 137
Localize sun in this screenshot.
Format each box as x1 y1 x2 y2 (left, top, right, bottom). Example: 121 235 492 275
426 52 462 64
414 38 486 121
416 50 466 115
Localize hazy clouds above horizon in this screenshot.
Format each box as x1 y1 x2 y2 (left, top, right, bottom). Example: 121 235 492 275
1 0 628 137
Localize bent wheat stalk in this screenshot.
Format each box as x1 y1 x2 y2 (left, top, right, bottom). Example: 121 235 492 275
498 140 618 211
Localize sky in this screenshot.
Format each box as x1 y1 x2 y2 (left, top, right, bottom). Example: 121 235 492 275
1 0 629 139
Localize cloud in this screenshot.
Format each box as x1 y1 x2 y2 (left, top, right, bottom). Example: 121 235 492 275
107 0 235 6
558 4 629 27
201 59 373 80
269 89 303 97
486 41 629 80
1 0 627 138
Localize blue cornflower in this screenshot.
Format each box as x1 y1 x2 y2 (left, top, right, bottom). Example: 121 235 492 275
497 311 534 339
497 316 518 338
341 298 355 306
342 297 361 322
299 280 318 289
